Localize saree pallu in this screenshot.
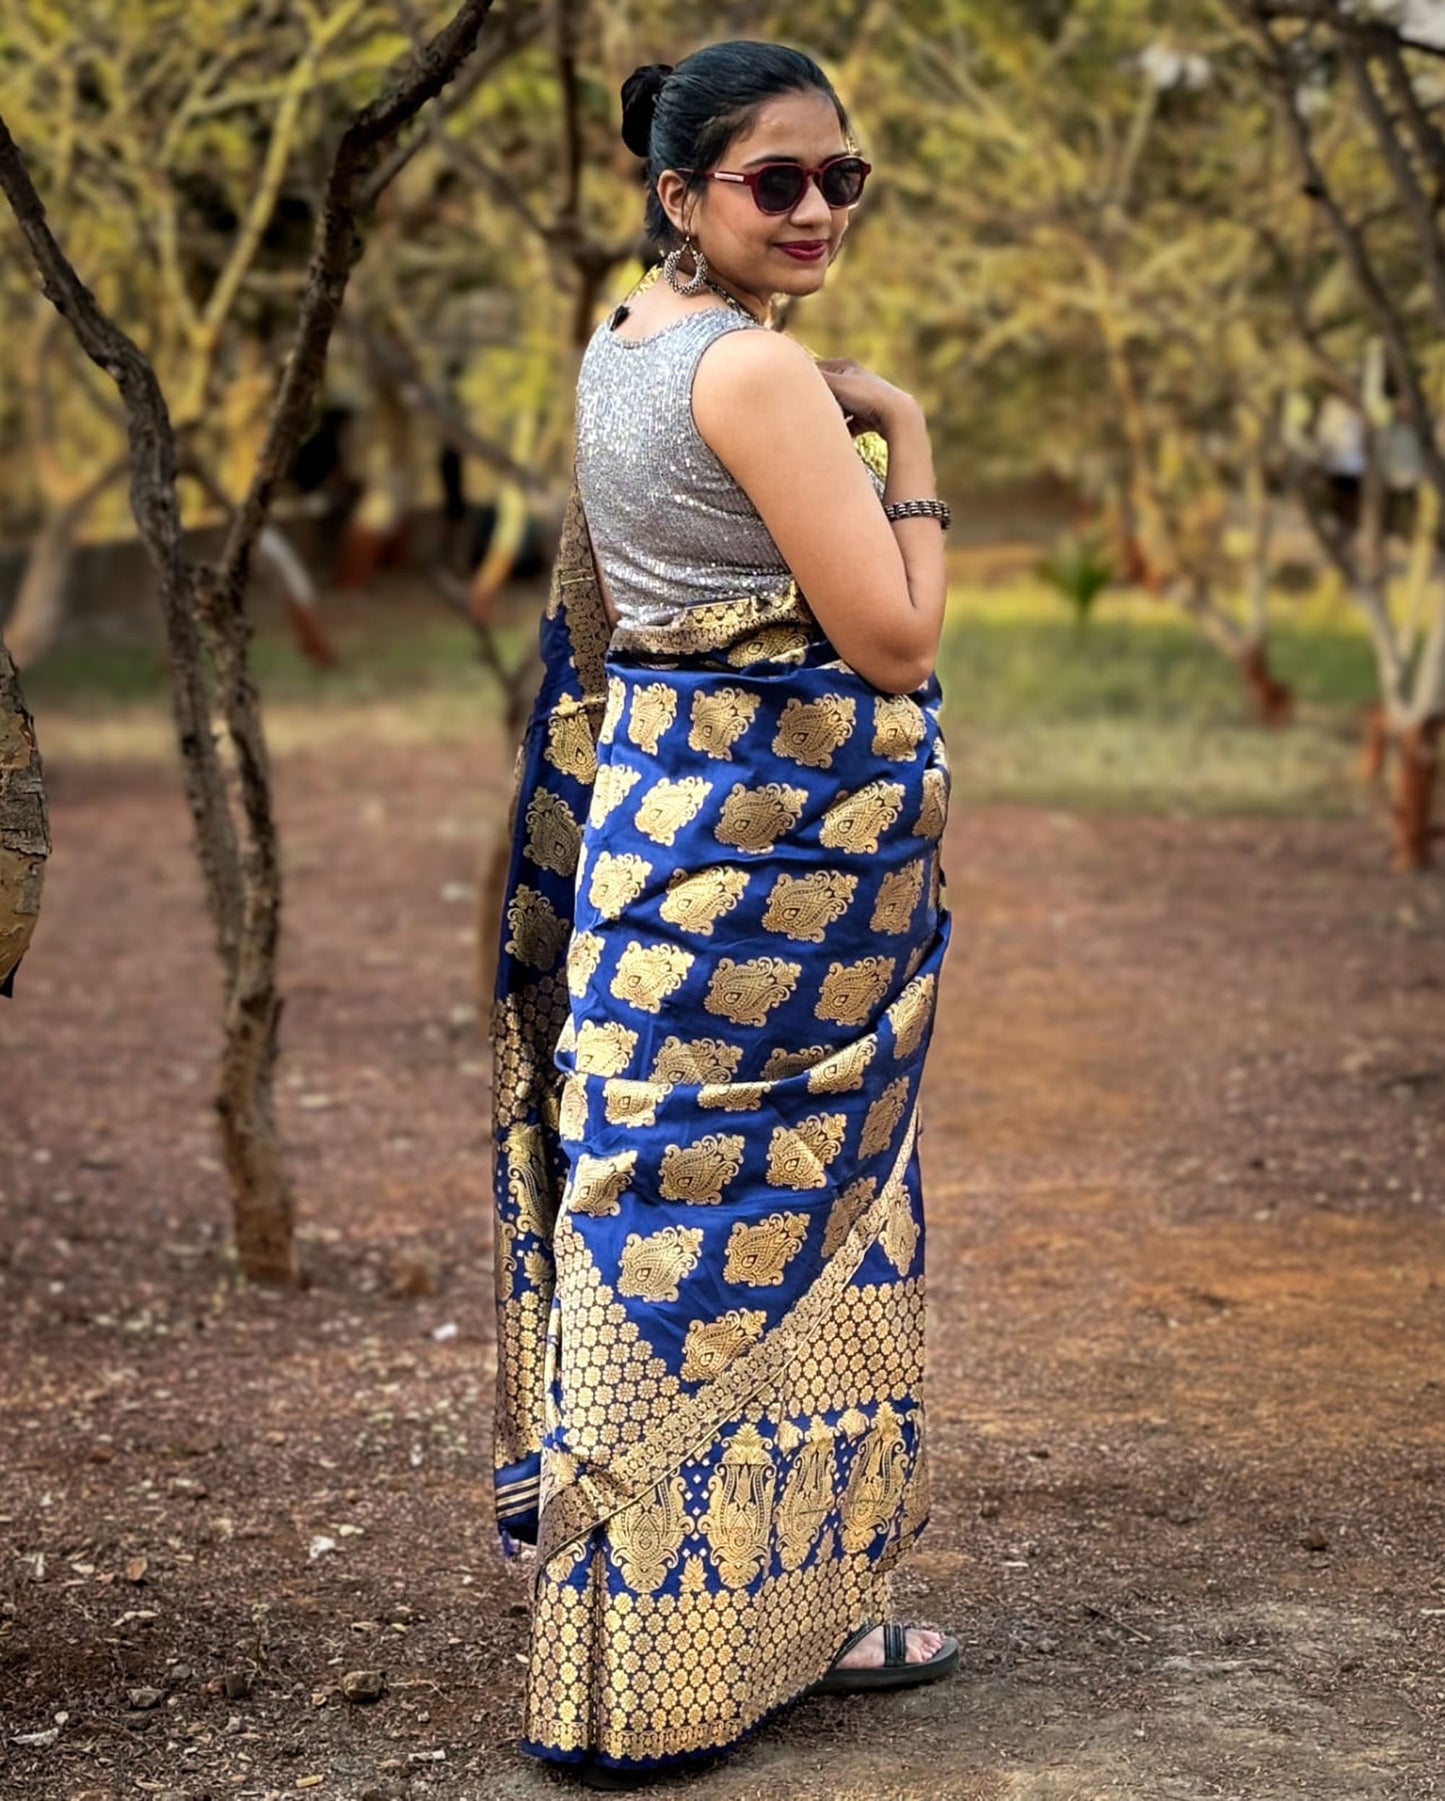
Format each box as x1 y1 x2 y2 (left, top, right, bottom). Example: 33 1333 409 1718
490 472 951 1774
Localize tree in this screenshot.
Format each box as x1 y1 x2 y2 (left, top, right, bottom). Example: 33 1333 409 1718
1229 0 1445 865
0 639 47 997
0 0 500 1282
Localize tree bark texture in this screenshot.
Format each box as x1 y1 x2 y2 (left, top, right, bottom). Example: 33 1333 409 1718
0 641 49 996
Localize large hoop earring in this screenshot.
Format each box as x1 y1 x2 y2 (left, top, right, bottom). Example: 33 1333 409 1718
662 233 708 295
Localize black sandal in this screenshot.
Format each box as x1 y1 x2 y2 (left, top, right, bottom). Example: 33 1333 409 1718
805 1618 960 1695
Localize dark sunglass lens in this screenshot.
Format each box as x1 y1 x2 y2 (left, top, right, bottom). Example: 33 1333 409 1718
821 159 866 205
755 165 807 212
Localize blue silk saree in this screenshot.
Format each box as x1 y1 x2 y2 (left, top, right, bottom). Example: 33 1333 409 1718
490 444 952 1773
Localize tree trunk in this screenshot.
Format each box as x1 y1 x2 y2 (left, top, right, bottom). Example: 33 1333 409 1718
218 972 298 1284
0 640 49 994
1392 714 1442 873
1235 638 1295 727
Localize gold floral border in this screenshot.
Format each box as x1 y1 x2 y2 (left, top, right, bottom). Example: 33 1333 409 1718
534 1105 920 1586
608 584 816 660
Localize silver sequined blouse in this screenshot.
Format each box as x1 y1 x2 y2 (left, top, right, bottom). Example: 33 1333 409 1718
574 304 884 628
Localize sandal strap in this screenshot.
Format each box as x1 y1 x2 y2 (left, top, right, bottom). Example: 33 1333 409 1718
828 1616 878 1668
883 1621 907 1667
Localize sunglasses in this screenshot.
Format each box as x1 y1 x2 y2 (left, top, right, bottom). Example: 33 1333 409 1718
675 153 872 216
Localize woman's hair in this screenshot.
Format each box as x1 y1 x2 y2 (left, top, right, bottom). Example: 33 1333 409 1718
620 41 851 253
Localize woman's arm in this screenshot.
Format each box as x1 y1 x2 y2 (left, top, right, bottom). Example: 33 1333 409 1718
692 331 946 694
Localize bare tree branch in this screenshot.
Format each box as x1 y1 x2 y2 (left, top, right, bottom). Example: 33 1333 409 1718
0 111 245 958
214 0 497 612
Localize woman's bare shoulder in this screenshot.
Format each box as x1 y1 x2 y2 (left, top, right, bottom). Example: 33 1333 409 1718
692 328 829 446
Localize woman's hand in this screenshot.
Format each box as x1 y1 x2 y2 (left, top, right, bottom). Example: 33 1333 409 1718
814 357 921 439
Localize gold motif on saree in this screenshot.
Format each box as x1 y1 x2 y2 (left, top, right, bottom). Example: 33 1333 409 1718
543 702 597 783
700 1419 776 1587
588 851 653 920
714 781 808 854
573 1018 638 1077
649 1035 742 1085
634 775 712 848
659 1132 746 1204
873 694 927 761
838 1405 870 1440
558 1074 588 1142
566 930 604 999
617 1225 705 1302
704 955 802 1028
493 1216 517 1300
599 675 626 746
503 1123 553 1236
762 1044 831 1081
602 1078 668 1128
589 762 641 825
840 1400 908 1552
658 867 749 937
610 941 694 1013
626 682 678 753
724 624 811 667
815 955 895 1027
678 1550 707 1594
887 972 936 1061
823 1176 877 1256
688 687 760 759
504 885 568 971
523 789 583 876
760 870 857 944
723 1211 809 1286
609 1474 690 1595
568 1149 638 1217
698 1080 767 1112
804 1034 877 1094
683 1309 767 1382
860 1076 911 1159
880 1178 920 1275
522 1247 551 1286
776 1418 837 1570
913 767 948 841
818 780 906 854
771 694 857 770
870 860 926 934
766 1112 847 1189
776 1419 804 1453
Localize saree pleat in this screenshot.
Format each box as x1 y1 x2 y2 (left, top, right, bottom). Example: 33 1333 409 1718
491 467 951 1773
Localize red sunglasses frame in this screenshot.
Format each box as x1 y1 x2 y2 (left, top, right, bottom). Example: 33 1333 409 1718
674 154 872 215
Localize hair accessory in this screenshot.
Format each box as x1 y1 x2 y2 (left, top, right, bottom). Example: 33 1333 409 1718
662 234 709 296
883 498 951 532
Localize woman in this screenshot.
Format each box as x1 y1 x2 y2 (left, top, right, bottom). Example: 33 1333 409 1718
490 40 956 1789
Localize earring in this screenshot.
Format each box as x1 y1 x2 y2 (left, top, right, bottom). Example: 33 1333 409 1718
662 233 708 295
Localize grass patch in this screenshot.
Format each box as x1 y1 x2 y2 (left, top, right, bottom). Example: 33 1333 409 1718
936 584 1374 817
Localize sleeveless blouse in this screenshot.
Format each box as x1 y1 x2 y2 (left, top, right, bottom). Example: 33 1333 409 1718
574 303 884 629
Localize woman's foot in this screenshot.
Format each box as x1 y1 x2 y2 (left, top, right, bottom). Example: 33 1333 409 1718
805 1618 960 1695
831 1622 947 1669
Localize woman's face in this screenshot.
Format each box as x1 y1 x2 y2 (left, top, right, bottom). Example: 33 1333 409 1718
659 88 857 311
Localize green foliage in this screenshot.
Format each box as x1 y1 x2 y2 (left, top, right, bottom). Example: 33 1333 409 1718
1034 526 1115 626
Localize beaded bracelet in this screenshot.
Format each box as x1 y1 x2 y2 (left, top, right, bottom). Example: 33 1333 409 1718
882 497 951 531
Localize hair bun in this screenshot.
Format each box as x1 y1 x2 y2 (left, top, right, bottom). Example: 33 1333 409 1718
620 63 673 157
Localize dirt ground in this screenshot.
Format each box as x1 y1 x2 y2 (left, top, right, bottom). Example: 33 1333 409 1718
1 723 1442 1801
